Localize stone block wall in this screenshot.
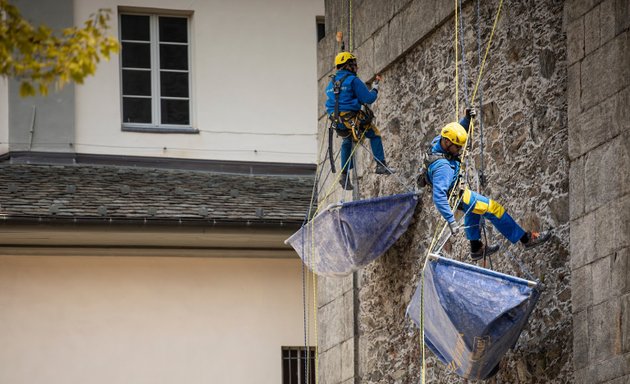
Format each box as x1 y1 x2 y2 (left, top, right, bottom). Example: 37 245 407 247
566 0 630 383
314 0 588 383
317 274 355 384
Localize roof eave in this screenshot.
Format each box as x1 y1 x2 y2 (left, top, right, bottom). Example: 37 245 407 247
0 214 304 230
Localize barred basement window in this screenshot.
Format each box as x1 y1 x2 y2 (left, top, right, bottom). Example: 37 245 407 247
282 346 316 384
119 12 192 131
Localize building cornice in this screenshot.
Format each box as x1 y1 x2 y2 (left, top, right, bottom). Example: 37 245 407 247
3 151 316 176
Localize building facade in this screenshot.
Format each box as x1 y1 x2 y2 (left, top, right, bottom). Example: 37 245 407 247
0 0 324 383
2 0 323 164
315 0 628 383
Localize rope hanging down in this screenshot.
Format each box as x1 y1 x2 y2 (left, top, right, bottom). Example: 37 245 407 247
300 120 360 382
447 0 505 235
476 0 486 189
454 0 459 121
418 1 504 383
300 127 330 384
447 0 504 220
459 0 493 267
301 75 376 384
301 99 375 384
348 0 353 52
458 0 471 107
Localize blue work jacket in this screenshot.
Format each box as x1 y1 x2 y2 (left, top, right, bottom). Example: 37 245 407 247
426 116 471 224
325 69 378 114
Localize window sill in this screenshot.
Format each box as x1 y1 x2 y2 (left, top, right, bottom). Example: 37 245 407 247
122 125 199 134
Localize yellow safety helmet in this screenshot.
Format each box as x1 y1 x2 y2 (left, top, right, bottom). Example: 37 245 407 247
335 52 357 66
440 122 468 147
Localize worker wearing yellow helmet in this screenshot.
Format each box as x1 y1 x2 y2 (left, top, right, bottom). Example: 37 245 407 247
334 51 357 67
325 52 392 191
422 108 552 260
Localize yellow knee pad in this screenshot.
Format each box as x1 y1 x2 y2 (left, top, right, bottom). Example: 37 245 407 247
487 200 505 219
462 189 505 218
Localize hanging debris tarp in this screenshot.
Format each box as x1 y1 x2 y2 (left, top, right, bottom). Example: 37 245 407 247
407 254 540 380
285 192 419 277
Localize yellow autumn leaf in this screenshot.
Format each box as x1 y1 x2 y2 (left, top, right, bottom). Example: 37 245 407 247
19 81 35 97
0 2 119 97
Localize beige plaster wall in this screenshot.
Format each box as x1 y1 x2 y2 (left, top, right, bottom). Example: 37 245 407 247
0 255 310 384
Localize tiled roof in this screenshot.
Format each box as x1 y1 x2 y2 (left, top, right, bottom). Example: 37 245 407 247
0 164 315 225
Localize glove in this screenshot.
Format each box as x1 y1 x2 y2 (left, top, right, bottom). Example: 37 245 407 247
465 107 477 119
372 74 382 91
448 221 459 236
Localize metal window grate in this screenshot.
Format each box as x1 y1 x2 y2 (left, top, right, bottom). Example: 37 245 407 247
282 346 316 384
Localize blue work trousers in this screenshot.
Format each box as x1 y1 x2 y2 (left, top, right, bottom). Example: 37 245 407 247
459 189 525 244
340 126 384 171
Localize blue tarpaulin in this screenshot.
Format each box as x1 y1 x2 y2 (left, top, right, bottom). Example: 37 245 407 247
285 192 419 277
407 254 540 380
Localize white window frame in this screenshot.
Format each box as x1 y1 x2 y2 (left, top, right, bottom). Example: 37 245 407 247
119 11 195 133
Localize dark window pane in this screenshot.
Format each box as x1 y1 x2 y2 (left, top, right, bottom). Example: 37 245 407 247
159 17 188 43
120 14 150 41
122 42 151 68
123 97 152 123
160 71 189 97
310 353 316 383
317 21 325 42
161 99 189 125
160 44 188 70
289 358 298 384
123 70 151 96
282 357 290 384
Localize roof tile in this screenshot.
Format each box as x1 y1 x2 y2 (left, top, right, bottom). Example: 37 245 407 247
0 164 315 224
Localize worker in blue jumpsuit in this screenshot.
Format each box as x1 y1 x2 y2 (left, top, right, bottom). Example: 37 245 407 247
325 52 393 190
424 109 552 260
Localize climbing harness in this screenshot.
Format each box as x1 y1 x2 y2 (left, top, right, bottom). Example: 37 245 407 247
328 72 353 173
333 109 376 141
328 71 373 173
329 73 378 141
338 107 377 142
416 150 461 189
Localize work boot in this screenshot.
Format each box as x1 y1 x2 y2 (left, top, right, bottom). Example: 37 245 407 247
339 172 353 190
523 230 552 249
470 243 500 261
375 161 394 175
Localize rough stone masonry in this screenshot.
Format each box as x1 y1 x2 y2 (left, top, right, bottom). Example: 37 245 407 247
315 0 629 383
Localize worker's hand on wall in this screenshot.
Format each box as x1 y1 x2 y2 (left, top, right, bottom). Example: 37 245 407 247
372 75 382 91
